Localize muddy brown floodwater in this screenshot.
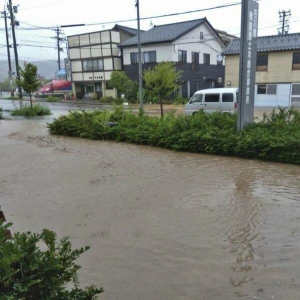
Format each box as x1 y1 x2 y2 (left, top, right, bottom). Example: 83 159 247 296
1 119 300 300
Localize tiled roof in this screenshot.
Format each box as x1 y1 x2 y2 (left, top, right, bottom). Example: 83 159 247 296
112 24 144 36
223 33 300 55
119 18 206 47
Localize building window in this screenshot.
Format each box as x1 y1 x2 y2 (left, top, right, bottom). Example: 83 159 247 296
257 84 277 95
178 50 187 62
191 52 199 70
200 32 204 40
203 53 210 65
292 52 300 70
292 84 300 95
256 54 268 71
143 51 156 63
82 59 103 71
130 52 138 64
106 82 114 90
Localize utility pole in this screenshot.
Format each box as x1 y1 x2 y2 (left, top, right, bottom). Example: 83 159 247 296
278 10 291 35
8 0 21 98
1 9 13 96
135 0 143 109
53 26 64 71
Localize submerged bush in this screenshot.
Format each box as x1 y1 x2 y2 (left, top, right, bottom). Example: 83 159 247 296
46 95 61 102
11 104 51 117
48 107 300 164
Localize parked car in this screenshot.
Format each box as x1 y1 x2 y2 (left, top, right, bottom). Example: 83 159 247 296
185 88 238 115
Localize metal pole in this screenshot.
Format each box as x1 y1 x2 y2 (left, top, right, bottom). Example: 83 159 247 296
3 9 13 96
136 0 143 109
8 0 21 98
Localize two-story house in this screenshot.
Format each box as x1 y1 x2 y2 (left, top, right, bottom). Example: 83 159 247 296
223 33 300 107
67 25 141 99
119 18 226 99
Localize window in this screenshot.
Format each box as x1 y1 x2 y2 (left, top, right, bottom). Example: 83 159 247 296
205 94 220 102
292 84 300 95
217 57 223 66
256 54 268 71
130 52 138 64
143 51 156 63
200 32 204 40
191 52 199 70
106 82 114 90
178 50 187 62
203 53 210 65
222 93 234 102
82 59 103 71
257 84 277 95
190 94 203 103
292 52 300 70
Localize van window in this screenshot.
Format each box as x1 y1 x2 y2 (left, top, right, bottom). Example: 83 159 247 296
190 94 203 103
222 93 234 102
205 94 220 102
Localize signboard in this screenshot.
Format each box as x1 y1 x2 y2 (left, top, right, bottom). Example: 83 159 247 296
238 0 259 130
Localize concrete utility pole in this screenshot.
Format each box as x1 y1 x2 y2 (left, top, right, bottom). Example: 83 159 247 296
278 10 291 35
238 0 259 130
1 9 13 96
8 0 22 98
53 26 64 71
135 0 143 109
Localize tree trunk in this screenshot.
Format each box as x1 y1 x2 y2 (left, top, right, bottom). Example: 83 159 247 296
29 94 32 108
160 97 164 117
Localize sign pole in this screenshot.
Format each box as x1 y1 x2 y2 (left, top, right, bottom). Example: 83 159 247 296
238 0 259 130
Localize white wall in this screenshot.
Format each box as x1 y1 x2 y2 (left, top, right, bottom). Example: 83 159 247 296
172 23 223 64
122 44 173 65
255 84 291 107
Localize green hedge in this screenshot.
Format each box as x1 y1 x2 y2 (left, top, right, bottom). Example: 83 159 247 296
11 104 52 117
48 107 300 164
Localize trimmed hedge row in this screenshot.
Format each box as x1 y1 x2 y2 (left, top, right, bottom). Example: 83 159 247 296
48 107 300 164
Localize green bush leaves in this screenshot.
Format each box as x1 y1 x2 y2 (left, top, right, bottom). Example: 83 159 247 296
48 107 300 164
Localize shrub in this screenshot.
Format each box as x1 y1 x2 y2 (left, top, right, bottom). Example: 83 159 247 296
113 98 124 105
11 104 51 117
46 95 61 102
174 95 188 105
0 107 3 119
0 221 103 299
7 96 19 100
48 107 300 164
99 96 114 104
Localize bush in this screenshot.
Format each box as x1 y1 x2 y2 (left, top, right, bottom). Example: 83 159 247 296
0 107 3 119
98 96 114 104
113 98 124 105
0 221 103 299
48 107 300 164
7 96 19 100
46 95 61 102
11 104 51 117
174 95 188 105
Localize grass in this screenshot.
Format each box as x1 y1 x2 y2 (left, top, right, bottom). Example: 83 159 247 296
48 106 300 165
11 104 51 117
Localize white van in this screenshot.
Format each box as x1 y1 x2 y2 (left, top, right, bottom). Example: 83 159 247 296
185 88 238 116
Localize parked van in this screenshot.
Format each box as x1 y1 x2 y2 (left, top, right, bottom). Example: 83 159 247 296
185 88 238 116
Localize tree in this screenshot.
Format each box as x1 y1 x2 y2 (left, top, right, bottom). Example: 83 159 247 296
110 71 133 98
0 222 104 299
0 77 15 94
144 62 183 117
17 63 40 107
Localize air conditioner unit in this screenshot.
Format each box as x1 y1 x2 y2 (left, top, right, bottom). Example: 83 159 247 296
217 77 223 83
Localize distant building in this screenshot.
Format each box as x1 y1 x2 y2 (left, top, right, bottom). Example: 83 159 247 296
67 25 142 99
119 18 227 99
223 33 300 106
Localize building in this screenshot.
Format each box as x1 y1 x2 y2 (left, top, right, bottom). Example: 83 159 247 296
223 33 300 107
67 25 141 99
119 18 226 99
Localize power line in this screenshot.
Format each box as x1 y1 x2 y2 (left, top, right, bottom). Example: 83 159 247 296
0 2 242 30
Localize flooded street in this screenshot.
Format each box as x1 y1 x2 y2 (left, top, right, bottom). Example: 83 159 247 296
1 119 300 300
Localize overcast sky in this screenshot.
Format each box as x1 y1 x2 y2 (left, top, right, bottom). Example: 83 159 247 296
0 0 299 64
